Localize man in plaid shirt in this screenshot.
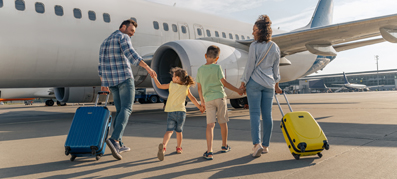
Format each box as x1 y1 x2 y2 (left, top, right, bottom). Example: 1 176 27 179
98 19 154 160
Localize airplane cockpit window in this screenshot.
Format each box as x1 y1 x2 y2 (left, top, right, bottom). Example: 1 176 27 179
88 11 96 21
229 33 233 39
181 26 187 34
130 17 137 23
215 31 219 37
235 34 239 40
172 24 177 32
103 13 111 23
197 28 202 36
206 30 211 37
153 21 159 30
163 23 169 31
35 2 45 14
0 0 3 8
241 35 245 40
54 5 63 16
222 32 226 38
73 8 82 19
15 0 25 11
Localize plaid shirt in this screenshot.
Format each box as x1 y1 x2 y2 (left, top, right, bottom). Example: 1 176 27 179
98 30 142 87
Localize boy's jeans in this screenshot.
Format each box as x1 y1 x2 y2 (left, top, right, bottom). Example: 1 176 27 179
246 79 274 147
109 78 135 146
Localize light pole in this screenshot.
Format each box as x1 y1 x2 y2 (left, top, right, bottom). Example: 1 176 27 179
375 55 379 91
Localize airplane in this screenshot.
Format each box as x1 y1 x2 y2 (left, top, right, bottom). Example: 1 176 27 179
0 88 55 105
333 72 370 92
0 0 396 109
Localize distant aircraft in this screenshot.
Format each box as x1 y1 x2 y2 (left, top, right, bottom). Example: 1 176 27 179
333 72 370 92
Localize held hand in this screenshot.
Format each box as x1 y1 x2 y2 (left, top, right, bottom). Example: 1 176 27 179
151 71 157 79
100 86 110 94
237 88 244 96
199 105 206 113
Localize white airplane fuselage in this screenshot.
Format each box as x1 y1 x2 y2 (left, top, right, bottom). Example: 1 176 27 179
0 0 319 99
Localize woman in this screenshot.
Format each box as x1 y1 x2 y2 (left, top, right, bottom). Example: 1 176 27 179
240 15 282 158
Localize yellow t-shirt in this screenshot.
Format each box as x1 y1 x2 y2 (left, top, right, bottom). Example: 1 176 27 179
164 81 189 112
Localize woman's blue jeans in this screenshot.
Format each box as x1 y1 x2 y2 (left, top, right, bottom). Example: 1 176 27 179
246 79 274 147
109 78 135 146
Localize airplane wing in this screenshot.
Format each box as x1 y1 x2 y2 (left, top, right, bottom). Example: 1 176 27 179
238 13 397 57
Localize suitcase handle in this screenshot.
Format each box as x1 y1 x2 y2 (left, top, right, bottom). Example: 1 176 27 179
274 92 293 116
95 91 110 107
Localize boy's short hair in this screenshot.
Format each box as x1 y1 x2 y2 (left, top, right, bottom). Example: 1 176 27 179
119 19 138 29
206 45 220 59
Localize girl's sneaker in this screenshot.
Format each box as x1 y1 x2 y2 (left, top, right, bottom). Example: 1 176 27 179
203 151 213 160
157 143 166 161
221 145 231 153
176 147 183 154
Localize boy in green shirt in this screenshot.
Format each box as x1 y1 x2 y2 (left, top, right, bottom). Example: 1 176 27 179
197 45 244 160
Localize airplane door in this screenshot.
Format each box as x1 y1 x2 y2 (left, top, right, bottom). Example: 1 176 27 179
193 24 205 39
178 23 190 40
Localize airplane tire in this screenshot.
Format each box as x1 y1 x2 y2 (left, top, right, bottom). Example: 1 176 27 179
46 100 54 106
149 96 158 103
230 97 247 108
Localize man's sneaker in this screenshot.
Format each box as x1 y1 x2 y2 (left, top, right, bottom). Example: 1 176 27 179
221 145 231 153
157 143 165 161
106 138 122 160
252 144 263 158
119 146 131 154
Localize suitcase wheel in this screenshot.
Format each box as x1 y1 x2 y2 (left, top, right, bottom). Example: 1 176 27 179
323 141 330 150
292 153 300 160
65 146 71 156
70 155 76 162
317 152 323 158
96 155 101 161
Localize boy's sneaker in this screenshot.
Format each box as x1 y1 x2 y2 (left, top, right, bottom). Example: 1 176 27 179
106 138 122 160
119 146 131 154
176 147 183 154
221 145 231 153
252 144 263 158
203 151 213 160
157 143 166 161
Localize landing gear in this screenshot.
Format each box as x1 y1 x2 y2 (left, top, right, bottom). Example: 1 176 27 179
230 97 248 108
57 101 67 106
45 100 54 106
149 95 158 103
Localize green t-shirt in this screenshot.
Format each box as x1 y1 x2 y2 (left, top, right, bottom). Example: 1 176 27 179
196 64 226 102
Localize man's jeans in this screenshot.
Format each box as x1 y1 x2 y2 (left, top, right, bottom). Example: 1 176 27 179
109 78 135 146
246 79 274 147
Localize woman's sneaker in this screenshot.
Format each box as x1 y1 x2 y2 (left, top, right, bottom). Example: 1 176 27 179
252 145 263 158
203 151 213 160
221 145 231 153
157 143 166 161
176 147 183 154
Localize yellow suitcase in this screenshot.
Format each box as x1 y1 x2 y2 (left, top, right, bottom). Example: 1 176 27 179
275 93 330 160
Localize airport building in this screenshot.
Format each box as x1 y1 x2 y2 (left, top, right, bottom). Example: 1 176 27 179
280 69 397 93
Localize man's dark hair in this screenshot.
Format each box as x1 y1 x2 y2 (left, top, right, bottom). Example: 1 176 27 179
206 45 220 59
119 19 138 29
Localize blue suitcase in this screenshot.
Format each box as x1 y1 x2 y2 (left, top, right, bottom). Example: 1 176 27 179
64 92 112 161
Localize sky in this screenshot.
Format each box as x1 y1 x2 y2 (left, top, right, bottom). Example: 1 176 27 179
145 0 397 76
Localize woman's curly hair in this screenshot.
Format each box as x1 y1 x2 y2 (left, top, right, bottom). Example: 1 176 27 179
255 15 272 43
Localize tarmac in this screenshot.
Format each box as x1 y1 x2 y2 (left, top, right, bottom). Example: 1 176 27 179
0 91 396 179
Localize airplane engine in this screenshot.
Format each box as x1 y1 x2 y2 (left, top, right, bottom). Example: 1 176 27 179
151 40 248 100
54 87 113 103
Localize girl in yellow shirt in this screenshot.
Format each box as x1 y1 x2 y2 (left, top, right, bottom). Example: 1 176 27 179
152 67 204 161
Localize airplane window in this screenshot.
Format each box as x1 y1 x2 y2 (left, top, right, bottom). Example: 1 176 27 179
206 30 211 37
197 28 202 36
130 17 137 23
222 32 226 38
215 31 219 37
153 21 159 30
35 2 45 14
172 24 177 32
73 8 82 19
0 0 3 8
235 34 239 40
15 0 25 11
88 11 96 21
54 5 64 16
163 23 169 31
181 26 187 34
103 13 111 23
241 35 245 40
229 33 233 39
